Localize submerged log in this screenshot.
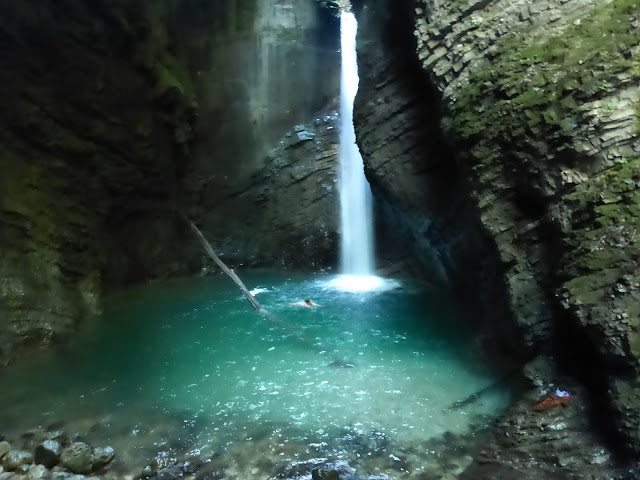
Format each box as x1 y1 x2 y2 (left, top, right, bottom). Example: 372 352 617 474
181 214 264 312
446 368 521 411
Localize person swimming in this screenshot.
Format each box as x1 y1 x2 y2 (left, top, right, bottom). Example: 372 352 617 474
291 299 321 308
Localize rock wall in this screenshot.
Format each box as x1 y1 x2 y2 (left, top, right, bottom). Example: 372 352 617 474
190 108 341 270
173 0 342 268
353 0 640 456
353 1 525 361
0 0 340 364
0 0 191 364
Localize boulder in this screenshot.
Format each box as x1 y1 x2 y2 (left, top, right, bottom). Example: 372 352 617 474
60 443 93 475
91 446 114 470
35 440 62 469
1 450 34 471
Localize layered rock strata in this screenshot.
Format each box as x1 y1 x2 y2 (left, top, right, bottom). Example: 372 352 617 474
185 109 341 270
0 0 340 364
354 0 640 457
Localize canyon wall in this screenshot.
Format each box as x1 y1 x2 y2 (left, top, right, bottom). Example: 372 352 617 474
353 0 640 457
0 0 340 364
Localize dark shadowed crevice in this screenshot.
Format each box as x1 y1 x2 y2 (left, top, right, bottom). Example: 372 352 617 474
353 0 529 369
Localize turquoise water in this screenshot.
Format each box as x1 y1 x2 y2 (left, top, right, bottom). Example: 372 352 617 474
0 272 511 478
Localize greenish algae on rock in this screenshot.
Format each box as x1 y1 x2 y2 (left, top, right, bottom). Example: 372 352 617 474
449 0 640 163
355 0 640 463
0 0 340 365
421 0 640 455
0 0 197 364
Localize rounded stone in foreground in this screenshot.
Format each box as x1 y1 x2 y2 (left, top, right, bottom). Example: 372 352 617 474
35 440 62 469
91 446 114 470
60 443 93 475
1 450 34 471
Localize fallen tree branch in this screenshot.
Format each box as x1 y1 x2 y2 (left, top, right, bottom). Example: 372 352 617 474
180 213 357 368
181 213 264 312
446 367 521 411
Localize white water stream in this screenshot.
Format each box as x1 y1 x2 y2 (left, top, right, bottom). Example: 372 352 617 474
338 12 375 279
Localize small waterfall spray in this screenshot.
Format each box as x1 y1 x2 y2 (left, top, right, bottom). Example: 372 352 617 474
338 12 375 277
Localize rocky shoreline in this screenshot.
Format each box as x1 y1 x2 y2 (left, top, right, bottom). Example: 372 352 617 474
0 416 493 480
2 363 637 480
0 437 114 480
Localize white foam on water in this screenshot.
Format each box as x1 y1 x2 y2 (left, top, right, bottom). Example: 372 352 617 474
323 274 401 293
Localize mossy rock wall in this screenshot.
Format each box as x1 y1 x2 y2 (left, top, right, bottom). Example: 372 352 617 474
0 0 340 364
353 0 524 361
0 0 192 363
354 0 640 453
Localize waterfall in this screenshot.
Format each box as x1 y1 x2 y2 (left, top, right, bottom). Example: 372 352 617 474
338 12 375 276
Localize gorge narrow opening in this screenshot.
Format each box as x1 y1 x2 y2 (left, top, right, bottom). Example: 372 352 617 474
0 2 517 479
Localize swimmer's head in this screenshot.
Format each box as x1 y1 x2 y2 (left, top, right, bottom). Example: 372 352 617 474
304 299 312 305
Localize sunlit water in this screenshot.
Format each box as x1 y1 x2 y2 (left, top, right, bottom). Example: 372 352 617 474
0 272 511 478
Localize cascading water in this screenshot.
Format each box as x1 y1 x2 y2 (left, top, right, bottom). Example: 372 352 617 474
331 12 383 292
339 12 374 276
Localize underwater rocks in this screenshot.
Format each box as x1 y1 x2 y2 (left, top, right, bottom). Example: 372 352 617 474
1 451 34 471
59 443 94 475
34 442 61 470
460 361 637 479
0 437 114 479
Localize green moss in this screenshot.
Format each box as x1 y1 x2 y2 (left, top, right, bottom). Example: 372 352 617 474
560 156 640 278
137 4 196 103
450 0 640 163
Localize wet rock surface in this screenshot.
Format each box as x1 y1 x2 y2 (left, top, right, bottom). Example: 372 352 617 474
35 441 61 469
460 359 640 479
0 0 340 365
353 0 523 362
0 435 114 480
0 406 507 480
0 0 195 365
184 107 341 270
60 443 93 475
1 451 34 471
354 0 640 461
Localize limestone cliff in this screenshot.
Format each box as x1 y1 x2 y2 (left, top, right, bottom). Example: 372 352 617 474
353 0 640 459
0 0 190 364
0 0 340 364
